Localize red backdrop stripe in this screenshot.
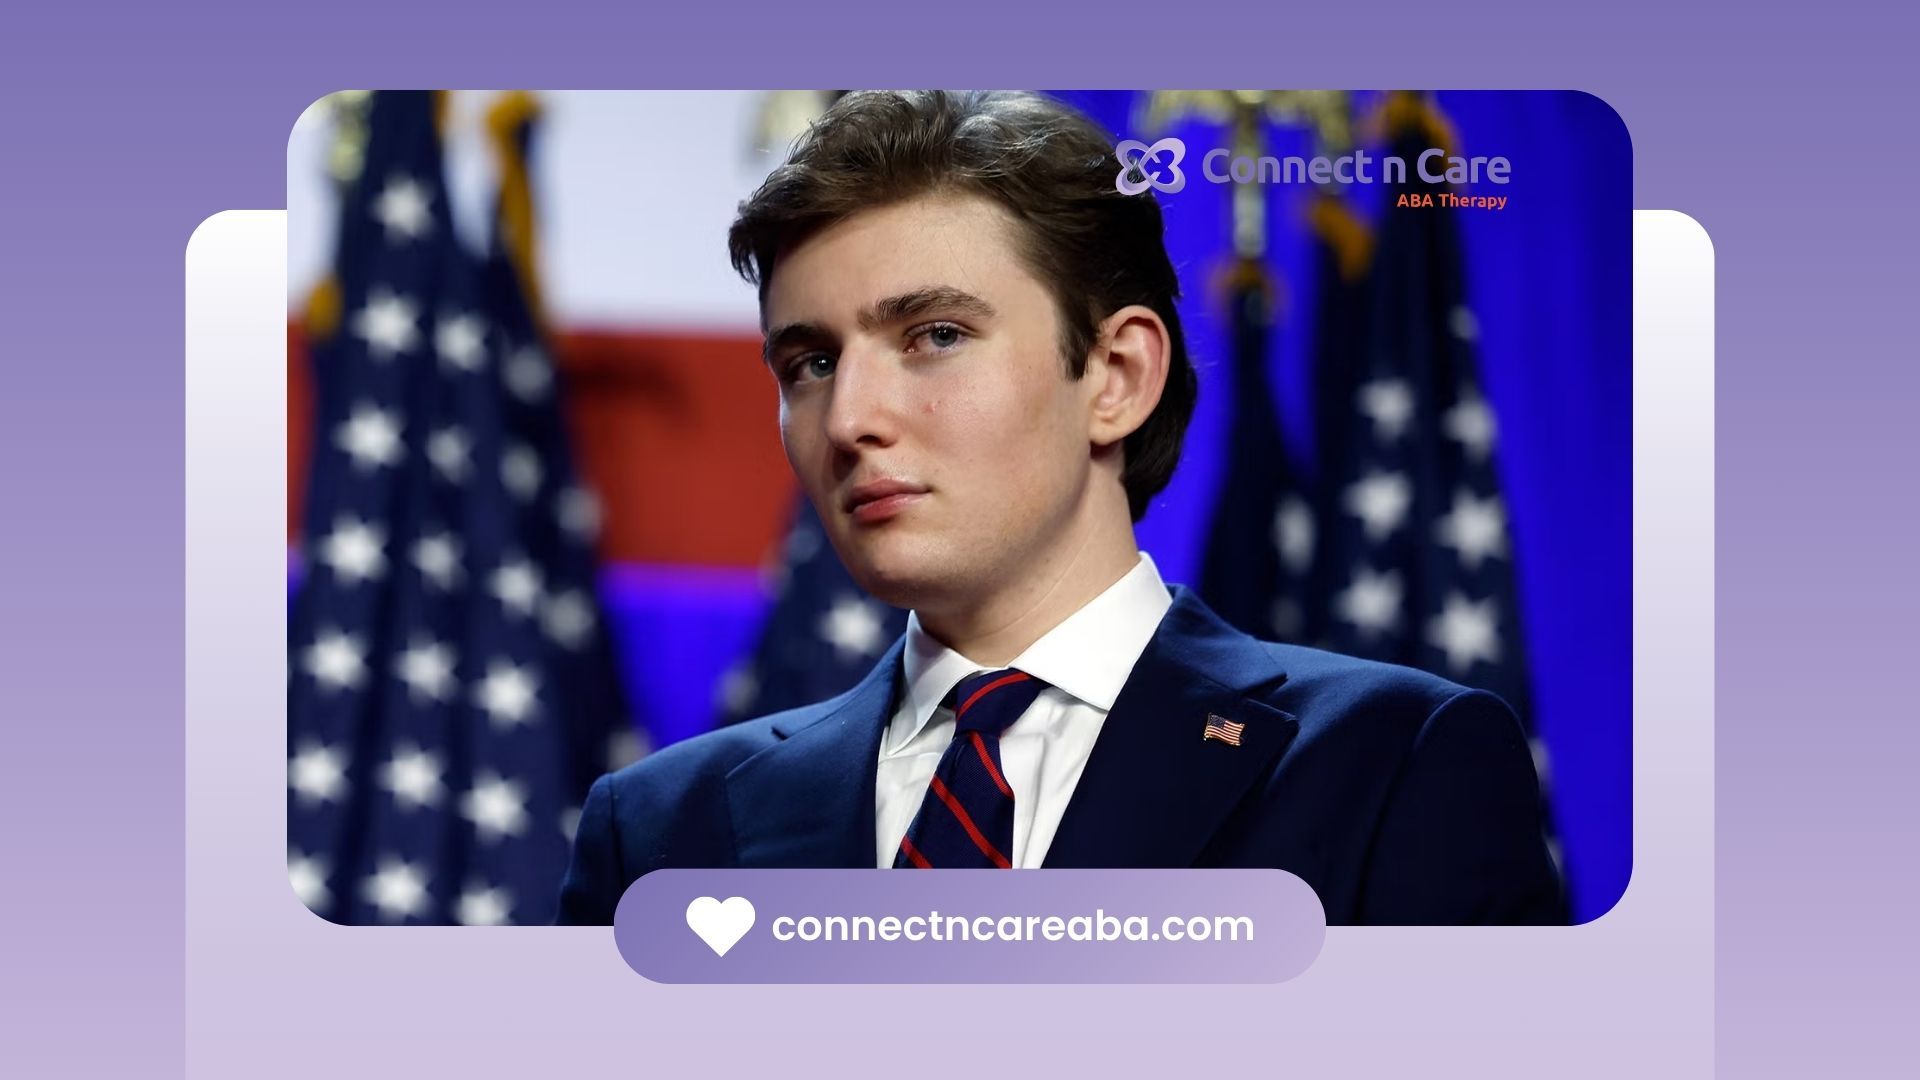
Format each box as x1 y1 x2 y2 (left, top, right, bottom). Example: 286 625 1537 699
288 324 795 569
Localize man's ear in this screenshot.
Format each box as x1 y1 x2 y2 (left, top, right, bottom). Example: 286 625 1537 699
1085 304 1171 448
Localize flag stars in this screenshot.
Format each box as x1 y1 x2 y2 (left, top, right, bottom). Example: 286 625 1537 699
370 175 433 243
455 883 514 926
426 426 472 484
461 772 531 842
1428 592 1501 671
289 740 350 806
436 313 488 372
411 532 464 590
288 850 331 913
1272 497 1315 574
501 443 543 502
784 523 821 566
292 105 633 929
395 639 457 703
1344 470 1412 542
474 660 540 729
717 661 758 718
1450 305 1480 342
302 629 367 692
606 726 650 770
821 595 887 662
378 743 446 810
361 856 431 922
1444 394 1498 461
1335 567 1403 637
1435 490 1508 569
335 403 403 471
350 290 421 359
490 558 544 619
557 486 601 543
504 346 553 402
317 516 387 585
541 589 596 650
1357 379 1416 442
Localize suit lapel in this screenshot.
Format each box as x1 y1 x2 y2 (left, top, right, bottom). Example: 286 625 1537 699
1043 587 1298 868
724 638 903 868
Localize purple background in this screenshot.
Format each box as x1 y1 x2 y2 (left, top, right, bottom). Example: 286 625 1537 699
614 869 1325 983
3 2 1913 1077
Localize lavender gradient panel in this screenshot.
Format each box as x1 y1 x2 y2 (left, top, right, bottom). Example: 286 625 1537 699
614 869 1326 983
183 204 1711 1080
4 3 1909 1079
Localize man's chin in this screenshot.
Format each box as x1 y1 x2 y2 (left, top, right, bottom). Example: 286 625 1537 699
839 549 963 612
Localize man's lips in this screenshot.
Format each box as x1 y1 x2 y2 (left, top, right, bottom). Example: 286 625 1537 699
843 479 929 522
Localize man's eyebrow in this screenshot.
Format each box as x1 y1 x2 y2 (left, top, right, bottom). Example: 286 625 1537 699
762 287 999 367
762 321 831 367
855 286 999 330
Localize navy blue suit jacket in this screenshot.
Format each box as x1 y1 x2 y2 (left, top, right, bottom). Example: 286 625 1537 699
557 586 1566 925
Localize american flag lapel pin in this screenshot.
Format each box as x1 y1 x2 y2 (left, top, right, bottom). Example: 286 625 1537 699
1202 714 1246 747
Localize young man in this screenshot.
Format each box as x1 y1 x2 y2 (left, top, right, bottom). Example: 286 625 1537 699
558 91 1565 925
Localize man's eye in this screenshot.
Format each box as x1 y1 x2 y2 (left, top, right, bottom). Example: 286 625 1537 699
787 354 836 383
908 323 967 353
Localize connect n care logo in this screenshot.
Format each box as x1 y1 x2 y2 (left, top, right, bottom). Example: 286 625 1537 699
1114 134 1513 210
1114 137 1187 195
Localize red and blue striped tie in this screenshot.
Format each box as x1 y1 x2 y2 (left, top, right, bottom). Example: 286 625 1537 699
894 667 1047 869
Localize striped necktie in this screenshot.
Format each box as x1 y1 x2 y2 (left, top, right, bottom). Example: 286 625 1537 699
893 667 1047 869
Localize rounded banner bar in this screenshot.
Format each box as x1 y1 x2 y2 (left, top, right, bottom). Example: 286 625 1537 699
613 868 1326 984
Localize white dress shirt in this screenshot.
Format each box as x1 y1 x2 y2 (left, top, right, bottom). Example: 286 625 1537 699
875 552 1174 868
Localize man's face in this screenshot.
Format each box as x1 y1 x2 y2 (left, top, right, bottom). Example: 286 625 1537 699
761 192 1102 615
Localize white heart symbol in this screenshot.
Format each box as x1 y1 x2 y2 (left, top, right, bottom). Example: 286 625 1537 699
684 895 755 957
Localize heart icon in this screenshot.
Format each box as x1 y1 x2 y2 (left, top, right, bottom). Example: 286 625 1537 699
684 895 755 957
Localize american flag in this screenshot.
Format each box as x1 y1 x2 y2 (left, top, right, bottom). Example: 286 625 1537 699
716 497 907 726
1202 714 1246 746
288 91 632 925
1315 96 1535 734
1194 95 1548 812
1197 256 1322 645
1199 190 1372 653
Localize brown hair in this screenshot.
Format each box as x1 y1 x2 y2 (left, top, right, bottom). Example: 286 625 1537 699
728 90 1197 523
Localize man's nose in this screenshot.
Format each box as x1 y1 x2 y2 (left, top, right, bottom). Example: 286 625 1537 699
822 344 902 453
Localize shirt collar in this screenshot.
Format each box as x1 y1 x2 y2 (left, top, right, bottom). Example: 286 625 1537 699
890 552 1173 753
